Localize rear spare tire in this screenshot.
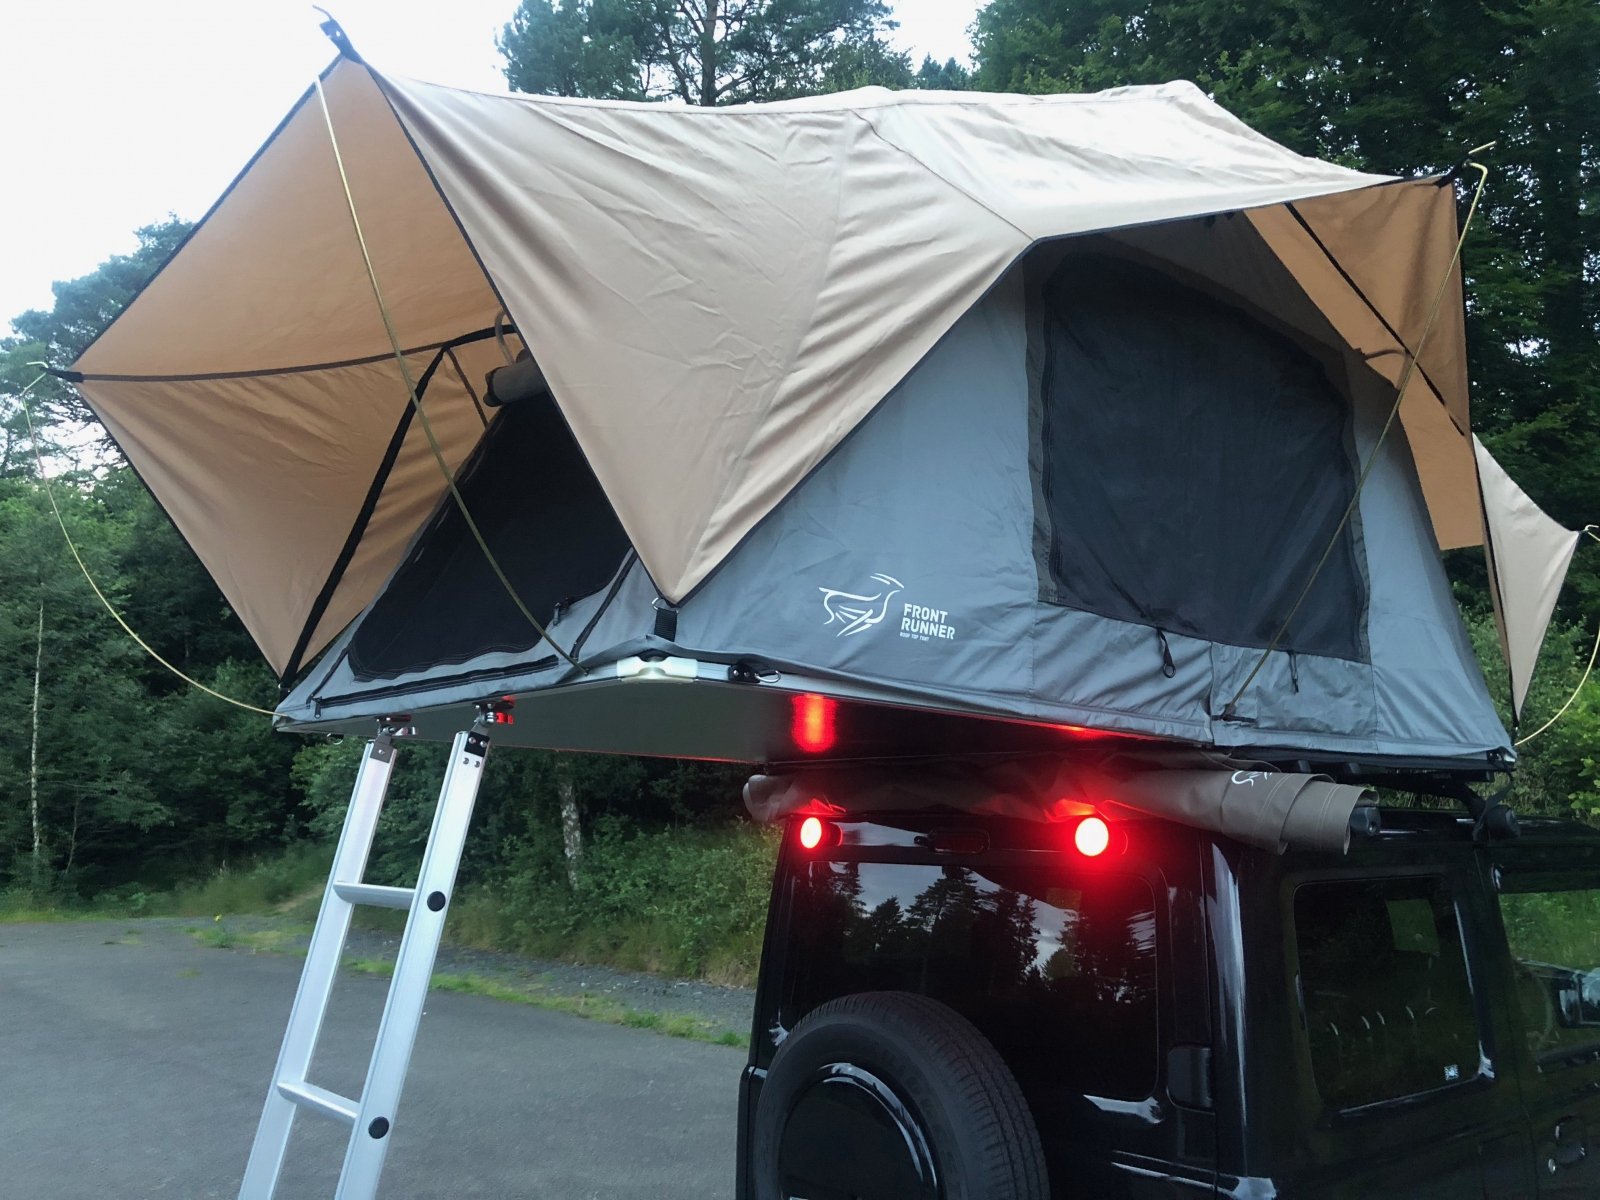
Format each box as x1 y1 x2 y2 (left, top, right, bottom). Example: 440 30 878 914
752 991 1048 1200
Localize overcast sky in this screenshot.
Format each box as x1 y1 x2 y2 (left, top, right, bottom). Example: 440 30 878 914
0 0 983 332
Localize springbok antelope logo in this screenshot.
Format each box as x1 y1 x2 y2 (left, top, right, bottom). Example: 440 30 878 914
819 574 904 637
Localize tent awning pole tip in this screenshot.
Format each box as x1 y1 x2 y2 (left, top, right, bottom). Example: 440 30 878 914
313 7 365 64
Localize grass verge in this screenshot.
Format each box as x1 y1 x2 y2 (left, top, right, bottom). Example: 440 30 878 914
0 905 92 924
1 844 335 924
188 922 309 954
3 824 776 992
340 959 746 1049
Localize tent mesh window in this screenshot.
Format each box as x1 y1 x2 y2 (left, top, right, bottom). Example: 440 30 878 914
347 389 631 680
1032 253 1368 662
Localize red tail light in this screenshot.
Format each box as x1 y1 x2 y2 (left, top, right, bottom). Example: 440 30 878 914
796 815 841 852
1072 815 1114 858
791 693 837 753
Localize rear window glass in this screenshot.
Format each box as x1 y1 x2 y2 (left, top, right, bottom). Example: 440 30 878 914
789 860 1158 1100
1294 876 1480 1110
1498 877 1600 1068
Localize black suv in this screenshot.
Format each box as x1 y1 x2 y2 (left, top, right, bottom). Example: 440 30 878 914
736 804 1600 1198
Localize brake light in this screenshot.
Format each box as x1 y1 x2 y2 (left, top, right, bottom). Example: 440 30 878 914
796 815 841 852
1073 815 1112 858
791 693 837 753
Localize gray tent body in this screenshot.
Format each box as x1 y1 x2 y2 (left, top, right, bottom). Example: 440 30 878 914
280 250 1509 772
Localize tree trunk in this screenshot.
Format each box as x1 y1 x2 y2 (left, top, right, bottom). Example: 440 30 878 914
29 602 44 889
64 795 81 880
556 757 583 889
700 0 719 105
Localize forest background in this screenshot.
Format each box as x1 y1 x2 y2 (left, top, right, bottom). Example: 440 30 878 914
0 0 1595 984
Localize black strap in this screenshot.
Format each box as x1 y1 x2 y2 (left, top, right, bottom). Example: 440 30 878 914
1156 628 1176 678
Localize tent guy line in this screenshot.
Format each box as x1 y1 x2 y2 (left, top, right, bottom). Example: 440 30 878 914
311 74 586 675
17 365 278 717
1220 152 1493 719
1515 525 1600 747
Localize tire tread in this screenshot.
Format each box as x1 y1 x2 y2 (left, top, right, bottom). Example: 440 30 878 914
784 991 1049 1199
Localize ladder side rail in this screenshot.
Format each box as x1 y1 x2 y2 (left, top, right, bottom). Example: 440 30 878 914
239 735 400 1200
335 727 491 1200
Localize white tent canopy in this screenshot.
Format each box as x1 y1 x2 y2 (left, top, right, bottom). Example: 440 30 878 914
72 58 1487 680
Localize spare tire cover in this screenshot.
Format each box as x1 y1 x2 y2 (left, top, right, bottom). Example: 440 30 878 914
752 990 1049 1200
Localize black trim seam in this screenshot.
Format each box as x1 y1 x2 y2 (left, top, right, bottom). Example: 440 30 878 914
279 327 499 681
1284 201 1459 432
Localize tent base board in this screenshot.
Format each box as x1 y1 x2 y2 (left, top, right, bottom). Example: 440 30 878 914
276 670 1504 781
281 671 1148 764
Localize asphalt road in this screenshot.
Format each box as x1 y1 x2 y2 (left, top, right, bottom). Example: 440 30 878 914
0 920 743 1198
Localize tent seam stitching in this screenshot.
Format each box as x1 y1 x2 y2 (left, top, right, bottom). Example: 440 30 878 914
848 109 1033 242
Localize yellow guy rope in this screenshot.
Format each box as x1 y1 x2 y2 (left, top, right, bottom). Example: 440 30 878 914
1515 526 1600 747
16 369 278 716
1223 150 1494 718
312 77 585 672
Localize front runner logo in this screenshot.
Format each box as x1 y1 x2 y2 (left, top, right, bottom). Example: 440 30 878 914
819 574 904 637
818 573 959 643
900 604 955 642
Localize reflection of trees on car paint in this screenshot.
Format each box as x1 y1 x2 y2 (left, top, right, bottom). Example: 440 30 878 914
794 857 1160 1099
1499 883 1600 1061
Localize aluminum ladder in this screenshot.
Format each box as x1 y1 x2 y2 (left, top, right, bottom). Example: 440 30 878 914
239 711 499 1199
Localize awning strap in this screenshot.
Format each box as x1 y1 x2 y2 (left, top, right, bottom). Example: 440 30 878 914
312 75 585 674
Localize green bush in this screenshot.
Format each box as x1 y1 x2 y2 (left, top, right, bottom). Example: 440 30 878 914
1464 610 1600 819
285 737 772 982
158 842 333 916
452 821 779 985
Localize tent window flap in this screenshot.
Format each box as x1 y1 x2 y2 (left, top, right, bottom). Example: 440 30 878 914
1033 254 1368 662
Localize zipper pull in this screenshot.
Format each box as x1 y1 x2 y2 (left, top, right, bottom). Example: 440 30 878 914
1288 649 1301 693
1156 628 1177 679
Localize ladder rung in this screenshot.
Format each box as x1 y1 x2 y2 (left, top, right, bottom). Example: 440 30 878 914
243 727 490 1200
276 1079 358 1127
333 882 415 910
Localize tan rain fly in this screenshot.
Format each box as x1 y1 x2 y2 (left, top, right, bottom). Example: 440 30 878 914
1475 436 1582 720
72 58 1487 678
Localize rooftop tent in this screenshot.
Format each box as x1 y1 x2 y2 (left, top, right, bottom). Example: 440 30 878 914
69 56 1515 769
281 239 1508 767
